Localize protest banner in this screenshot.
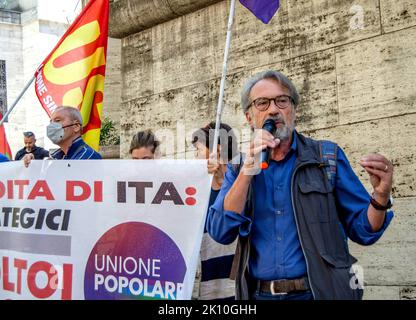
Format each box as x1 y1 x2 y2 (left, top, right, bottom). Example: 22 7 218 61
0 160 211 300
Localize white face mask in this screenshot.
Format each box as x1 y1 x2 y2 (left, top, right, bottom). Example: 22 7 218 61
47 122 65 144
47 122 78 144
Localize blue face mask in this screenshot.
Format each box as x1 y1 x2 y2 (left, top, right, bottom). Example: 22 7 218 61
46 122 78 144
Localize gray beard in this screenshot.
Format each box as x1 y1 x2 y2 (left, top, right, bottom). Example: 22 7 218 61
274 125 291 141
250 113 294 142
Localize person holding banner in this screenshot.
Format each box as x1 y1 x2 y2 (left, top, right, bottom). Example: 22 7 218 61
129 130 160 160
23 106 101 166
15 131 49 160
192 122 239 300
207 70 394 300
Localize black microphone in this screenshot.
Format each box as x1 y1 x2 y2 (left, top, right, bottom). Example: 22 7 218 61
260 119 276 170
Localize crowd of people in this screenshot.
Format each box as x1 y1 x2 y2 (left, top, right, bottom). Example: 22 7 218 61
0 70 394 300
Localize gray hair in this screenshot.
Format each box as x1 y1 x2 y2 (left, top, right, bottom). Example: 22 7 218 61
241 70 300 113
55 106 83 125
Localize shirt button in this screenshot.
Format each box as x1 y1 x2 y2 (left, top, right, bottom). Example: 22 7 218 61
277 237 282 241
276 210 283 215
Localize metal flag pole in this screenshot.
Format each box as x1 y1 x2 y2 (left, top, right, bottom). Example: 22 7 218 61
0 0 84 128
211 0 236 161
0 75 35 127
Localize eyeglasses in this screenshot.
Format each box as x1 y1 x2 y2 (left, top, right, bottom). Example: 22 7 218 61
23 131 34 137
249 95 294 111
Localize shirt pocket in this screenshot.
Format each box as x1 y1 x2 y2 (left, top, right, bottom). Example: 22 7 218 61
320 253 363 299
298 181 334 223
320 253 357 268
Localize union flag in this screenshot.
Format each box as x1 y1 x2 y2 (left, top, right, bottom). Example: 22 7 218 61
34 0 109 151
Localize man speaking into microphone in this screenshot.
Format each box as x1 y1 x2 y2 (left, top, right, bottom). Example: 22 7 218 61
206 70 394 300
259 118 276 170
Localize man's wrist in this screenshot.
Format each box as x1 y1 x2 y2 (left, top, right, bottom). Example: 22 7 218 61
241 165 257 178
372 192 390 206
370 192 393 211
211 177 223 190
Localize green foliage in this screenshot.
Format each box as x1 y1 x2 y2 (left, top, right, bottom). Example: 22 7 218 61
100 117 120 146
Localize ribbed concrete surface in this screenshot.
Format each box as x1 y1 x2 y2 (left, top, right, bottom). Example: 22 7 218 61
109 0 222 38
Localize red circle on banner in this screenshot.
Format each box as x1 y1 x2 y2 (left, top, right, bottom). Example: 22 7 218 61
185 197 196 206
185 187 197 196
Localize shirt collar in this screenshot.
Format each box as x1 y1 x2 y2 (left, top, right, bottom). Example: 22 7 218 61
65 136 83 158
269 131 298 164
290 131 298 152
51 136 83 159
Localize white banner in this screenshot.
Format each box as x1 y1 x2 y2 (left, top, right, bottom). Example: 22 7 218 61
0 159 211 300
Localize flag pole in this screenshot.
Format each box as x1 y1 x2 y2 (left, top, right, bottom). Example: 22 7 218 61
212 0 236 161
0 76 35 127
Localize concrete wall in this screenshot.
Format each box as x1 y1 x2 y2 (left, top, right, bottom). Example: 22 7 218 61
113 0 416 299
103 37 122 134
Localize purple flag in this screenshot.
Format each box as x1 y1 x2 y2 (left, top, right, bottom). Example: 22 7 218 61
239 0 279 24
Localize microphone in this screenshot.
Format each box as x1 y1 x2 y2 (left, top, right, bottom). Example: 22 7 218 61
260 119 277 170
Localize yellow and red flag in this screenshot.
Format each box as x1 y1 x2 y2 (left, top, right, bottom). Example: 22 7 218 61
34 0 109 151
0 113 12 160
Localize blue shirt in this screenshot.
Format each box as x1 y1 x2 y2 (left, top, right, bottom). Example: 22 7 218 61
207 132 393 281
51 137 102 160
0 153 9 162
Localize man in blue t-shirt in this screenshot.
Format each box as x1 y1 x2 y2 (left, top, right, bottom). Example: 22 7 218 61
23 106 101 166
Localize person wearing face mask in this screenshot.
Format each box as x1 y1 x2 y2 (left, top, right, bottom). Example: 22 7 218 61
15 131 49 161
206 70 394 300
23 106 101 167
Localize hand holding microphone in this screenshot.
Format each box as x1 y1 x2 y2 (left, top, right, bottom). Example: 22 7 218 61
242 119 279 176
260 119 277 170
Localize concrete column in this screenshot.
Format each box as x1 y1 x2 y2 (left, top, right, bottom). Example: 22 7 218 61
109 0 222 38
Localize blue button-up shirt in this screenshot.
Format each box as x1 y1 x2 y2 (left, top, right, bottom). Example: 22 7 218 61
207 132 393 281
51 137 102 160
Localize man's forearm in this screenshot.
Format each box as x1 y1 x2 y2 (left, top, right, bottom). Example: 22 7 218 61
367 207 386 232
224 172 252 214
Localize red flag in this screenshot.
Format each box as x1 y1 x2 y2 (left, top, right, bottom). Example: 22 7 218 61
0 113 12 160
34 0 109 151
